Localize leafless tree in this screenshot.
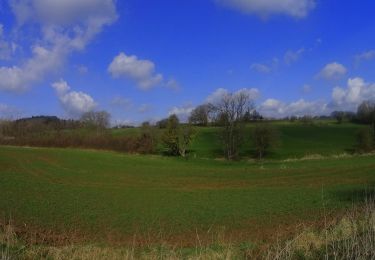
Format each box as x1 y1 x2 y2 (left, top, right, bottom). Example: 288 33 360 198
357 101 375 129
210 90 255 160
189 104 211 126
137 121 158 154
80 111 111 131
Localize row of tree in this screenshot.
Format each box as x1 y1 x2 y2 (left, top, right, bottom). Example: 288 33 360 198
1 96 375 159
160 89 278 160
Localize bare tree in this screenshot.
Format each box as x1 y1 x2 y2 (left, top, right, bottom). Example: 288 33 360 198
137 121 158 154
80 111 111 131
210 90 255 160
189 104 211 126
331 111 345 124
357 101 375 129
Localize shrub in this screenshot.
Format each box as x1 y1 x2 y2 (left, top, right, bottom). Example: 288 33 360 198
356 127 374 153
252 123 279 159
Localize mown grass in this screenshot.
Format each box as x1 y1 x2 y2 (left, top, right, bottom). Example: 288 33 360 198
0 145 374 246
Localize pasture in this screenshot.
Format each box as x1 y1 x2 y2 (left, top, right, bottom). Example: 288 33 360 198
1 141 374 247
115 121 363 159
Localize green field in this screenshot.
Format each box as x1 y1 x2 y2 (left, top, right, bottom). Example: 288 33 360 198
114 121 363 159
1 128 374 246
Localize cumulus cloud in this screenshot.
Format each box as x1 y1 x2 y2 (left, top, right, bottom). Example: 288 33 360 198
52 79 97 117
0 45 64 92
284 48 304 65
0 0 117 92
215 0 315 18
250 63 271 74
331 77 375 111
206 88 260 104
259 98 327 118
108 52 164 90
200 77 375 119
257 77 375 118
318 62 347 81
165 78 181 91
354 50 375 66
168 103 195 121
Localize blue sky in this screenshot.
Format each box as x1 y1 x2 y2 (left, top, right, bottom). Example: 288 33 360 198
0 0 375 124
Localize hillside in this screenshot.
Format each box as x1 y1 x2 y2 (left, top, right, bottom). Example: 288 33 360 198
112 120 364 160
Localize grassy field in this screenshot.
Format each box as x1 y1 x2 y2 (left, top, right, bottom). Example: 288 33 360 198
113 121 364 159
1 143 374 247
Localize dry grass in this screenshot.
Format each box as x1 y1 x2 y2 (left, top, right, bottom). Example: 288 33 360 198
267 198 375 260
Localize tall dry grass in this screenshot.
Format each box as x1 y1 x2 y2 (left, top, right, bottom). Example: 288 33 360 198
267 197 375 260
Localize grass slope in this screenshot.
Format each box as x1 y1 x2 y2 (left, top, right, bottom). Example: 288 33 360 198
0 145 374 245
114 121 363 159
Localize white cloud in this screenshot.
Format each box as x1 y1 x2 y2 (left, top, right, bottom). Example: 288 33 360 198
0 0 117 92
0 45 64 92
284 48 304 65
331 77 375 111
168 103 195 121
201 77 375 119
318 62 347 81
354 50 375 65
250 63 271 74
108 52 164 90
10 0 117 28
215 0 315 18
52 79 97 117
165 78 181 91
259 98 327 118
206 87 260 104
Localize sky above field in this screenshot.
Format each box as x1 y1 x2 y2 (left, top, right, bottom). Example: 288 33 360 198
0 0 375 124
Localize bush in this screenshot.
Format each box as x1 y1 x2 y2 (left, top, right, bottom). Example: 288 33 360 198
252 123 279 159
161 115 194 157
356 127 374 153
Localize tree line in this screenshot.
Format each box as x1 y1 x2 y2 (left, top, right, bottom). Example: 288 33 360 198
1 96 375 159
